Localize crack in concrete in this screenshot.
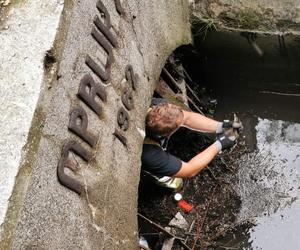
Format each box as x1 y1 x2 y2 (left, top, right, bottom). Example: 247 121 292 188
71 152 121 248
127 2 148 77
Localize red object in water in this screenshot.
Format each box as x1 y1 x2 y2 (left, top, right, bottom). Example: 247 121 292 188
178 199 194 213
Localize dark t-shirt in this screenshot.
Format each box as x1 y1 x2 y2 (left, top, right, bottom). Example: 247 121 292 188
141 144 182 178
141 97 182 177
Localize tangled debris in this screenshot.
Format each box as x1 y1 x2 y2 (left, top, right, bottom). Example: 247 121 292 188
138 52 254 249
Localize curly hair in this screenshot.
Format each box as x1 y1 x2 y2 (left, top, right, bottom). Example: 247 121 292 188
146 103 183 137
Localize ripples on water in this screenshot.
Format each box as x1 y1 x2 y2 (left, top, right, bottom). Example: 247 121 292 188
229 118 300 249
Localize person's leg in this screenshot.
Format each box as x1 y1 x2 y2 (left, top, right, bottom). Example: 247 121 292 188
155 175 183 190
143 171 183 190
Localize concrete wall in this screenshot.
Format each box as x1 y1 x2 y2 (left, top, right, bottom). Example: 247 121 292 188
0 0 191 249
192 0 300 34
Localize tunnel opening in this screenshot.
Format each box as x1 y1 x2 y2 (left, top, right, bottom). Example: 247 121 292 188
138 29 300 250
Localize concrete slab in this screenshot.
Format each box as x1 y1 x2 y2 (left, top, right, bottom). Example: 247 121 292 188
0 0 191 249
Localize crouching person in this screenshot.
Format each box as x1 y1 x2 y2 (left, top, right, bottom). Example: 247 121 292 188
141 98 241 190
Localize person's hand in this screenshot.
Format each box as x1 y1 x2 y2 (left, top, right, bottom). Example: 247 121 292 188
215 133 237 151
216 120 243 134
223 119 242 130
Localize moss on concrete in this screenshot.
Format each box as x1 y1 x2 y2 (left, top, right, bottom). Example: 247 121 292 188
236 9 262 30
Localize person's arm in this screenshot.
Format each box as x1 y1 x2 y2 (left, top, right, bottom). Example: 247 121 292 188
181 110 220 133
173 134 236 178
174 143 219 177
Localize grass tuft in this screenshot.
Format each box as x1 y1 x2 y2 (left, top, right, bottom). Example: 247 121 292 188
191 15 218 40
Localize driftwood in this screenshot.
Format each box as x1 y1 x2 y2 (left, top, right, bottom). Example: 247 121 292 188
138 213 192 250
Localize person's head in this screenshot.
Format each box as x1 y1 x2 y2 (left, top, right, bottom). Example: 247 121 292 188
145 103 184 139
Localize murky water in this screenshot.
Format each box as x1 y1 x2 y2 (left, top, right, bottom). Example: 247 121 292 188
184 31 300 249
230 119 300 249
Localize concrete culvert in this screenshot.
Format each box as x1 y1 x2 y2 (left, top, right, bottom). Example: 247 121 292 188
1 0 300 249
0 0 191 249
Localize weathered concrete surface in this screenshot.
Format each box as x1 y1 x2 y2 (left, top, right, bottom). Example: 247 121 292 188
0 0 191 249
191 0 300 34
0 0 64 230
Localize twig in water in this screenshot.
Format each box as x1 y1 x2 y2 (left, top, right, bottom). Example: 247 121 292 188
207 218 255 243
192 185 218 249
138 213 192 250
140 232 160 236
220 157 235 173
192 213 201 250
260 90 300 97
217 245 239 250
206 167 218 182
184 219 196 244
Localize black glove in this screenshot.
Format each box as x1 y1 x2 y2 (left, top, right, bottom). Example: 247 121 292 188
215 134 237 151
216 120 243 134
224 119 242 130
222 120 233 129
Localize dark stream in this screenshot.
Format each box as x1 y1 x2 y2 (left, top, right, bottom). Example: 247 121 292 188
183 31 300 249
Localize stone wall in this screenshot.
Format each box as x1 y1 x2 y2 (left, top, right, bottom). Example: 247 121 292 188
0 0 191 249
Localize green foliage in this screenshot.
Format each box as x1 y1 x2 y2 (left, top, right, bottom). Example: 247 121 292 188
191 15 217 40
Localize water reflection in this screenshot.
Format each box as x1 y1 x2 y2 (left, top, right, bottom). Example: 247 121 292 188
233 118 300 249
250 200 300 250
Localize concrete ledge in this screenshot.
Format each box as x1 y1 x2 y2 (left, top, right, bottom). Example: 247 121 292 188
192 0 300 34
0 0 64 228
